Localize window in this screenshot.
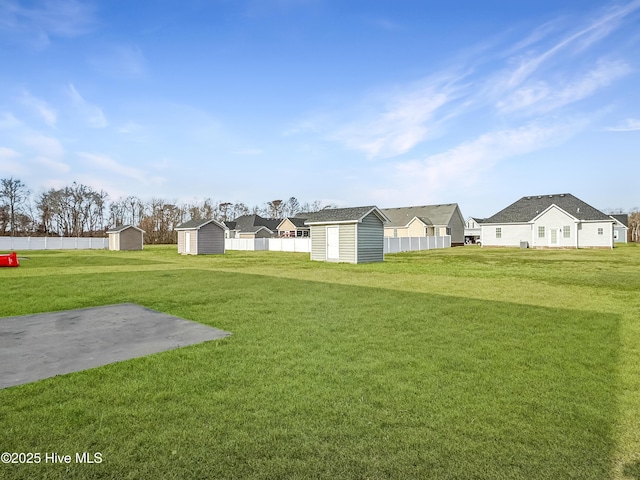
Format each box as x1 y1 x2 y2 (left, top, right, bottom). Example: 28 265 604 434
598 228 604 235
538 226 545 238
496 227 502 239
563 226 570 238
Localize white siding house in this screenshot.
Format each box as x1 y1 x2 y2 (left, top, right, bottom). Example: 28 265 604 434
304 206 389 263
481 193 615 249
175 219 227 255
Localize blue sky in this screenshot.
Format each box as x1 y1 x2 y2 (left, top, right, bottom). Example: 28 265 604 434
1 0 639 218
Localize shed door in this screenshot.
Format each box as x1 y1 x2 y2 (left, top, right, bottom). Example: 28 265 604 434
327 226 339 260
185 231 191 253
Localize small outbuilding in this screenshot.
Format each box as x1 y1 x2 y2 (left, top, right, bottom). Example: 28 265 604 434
107 225 145 251
175 219 226 255
304 206 389 263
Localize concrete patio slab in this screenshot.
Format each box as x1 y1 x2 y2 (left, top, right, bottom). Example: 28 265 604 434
0 303 231 389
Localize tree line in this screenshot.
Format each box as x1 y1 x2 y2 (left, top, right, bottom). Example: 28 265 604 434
0 178 325 244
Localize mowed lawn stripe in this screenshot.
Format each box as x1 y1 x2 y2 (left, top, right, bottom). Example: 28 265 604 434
0 258 621 479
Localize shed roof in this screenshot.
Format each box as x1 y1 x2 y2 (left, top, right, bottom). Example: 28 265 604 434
304 206 389 225
381 204 460 228
106 225 145 234
483 194 612 224
175 218 227 230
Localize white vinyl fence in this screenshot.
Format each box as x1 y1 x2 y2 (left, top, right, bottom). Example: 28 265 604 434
0 236 109 251
225 238 311 252
225 236 450 254
384 235 451 253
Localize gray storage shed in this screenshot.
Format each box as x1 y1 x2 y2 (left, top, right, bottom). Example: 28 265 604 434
304 206 389 263
107 225 145 251
175 219 226 255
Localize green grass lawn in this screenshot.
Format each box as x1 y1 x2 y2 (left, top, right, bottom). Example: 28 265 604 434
1 244 640 479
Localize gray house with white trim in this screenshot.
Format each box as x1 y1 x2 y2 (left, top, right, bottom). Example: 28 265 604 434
304 206 389 263
107 225 145 251
175 219 227 255
480 194 615 249
611 214 629 243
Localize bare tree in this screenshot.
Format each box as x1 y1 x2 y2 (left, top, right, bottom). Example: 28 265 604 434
0 178 30 236
629 210 640 243
267 199 283 218
284 196 301 217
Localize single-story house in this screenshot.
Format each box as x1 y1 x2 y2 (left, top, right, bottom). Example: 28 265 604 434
304 206 389 263
224 214 280 239
480 193 615 249
464 217 485 244
107 225 145 251
611 214 629 243
380 204 465 246
175 218 226 255
276 217 310 237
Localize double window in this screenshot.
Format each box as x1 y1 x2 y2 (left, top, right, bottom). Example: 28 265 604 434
496 227 502 239
538 226 545 238
563 226 570 238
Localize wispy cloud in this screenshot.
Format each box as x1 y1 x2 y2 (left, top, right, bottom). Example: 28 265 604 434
67 84 108 128
0 112 21 128
20 90 57 127
77 152 165 186
0 0 96 49
33 156 70 173
330 74 468 158
497 59 631 115
606 118 640 131
23 134 65 158
497 0 640 91
292 0 638 164
88 44 147 79
0 146 23 175
231 148 264 155
388 118 589 204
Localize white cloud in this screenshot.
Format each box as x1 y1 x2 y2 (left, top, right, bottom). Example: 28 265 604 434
20 90 57 127
67 84 108 128
497 60 631 115
77 152 165 186
23 134 65 158
330 75 467 158
606 118 640 131
391 119 588 201
231 148 263 155
499 0 640 90
0 0 96 49
88 44 147 79
0 146 23 174
0 112 21 128
33 156 70 173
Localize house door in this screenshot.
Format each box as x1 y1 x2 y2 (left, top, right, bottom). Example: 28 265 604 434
185 231 191 253
550 228 558 245
327 227 339 260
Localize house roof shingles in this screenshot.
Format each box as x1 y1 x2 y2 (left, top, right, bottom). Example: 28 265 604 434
304 206 384 224
175 218 225 230
483 194 612 224
381 204 460 228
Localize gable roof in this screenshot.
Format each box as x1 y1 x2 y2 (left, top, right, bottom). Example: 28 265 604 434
611 214 629 227
107 224 145 234
276 217 310 230
175 218 226 230
230 214 280 232
304 206 389 225
483 194 612 224
381 204 461 228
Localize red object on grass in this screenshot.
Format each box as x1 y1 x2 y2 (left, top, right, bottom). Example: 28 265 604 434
0 252 19 267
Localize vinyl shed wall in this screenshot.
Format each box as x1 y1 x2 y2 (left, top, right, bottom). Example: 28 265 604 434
357 212 384 263
197 222 225 254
